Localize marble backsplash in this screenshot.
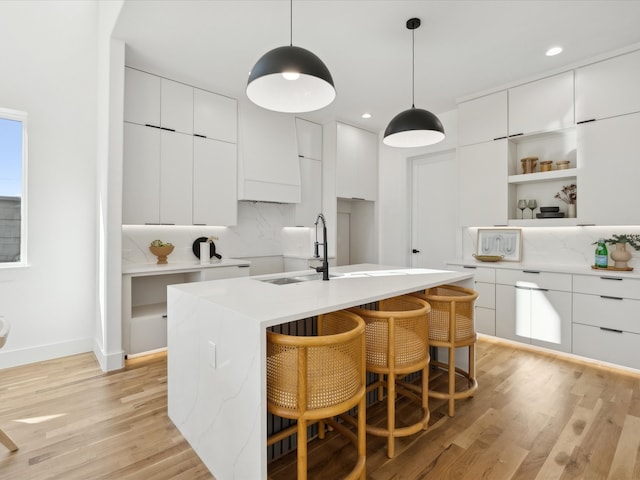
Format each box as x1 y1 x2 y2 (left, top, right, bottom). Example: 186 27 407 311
462 226 640 268
122 202 315 265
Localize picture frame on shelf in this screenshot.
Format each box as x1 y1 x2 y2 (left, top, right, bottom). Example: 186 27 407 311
476 228 522 261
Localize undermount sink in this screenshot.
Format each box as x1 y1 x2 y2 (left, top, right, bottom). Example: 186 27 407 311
259 273 339 285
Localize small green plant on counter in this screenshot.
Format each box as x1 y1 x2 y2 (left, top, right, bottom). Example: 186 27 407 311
149 239 173 247
593 234 640 250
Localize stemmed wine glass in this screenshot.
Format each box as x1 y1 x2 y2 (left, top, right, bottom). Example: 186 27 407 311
518 199 527 219
527 199 538 219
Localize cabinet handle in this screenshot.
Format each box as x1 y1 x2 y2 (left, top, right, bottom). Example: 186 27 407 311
412 249 421 254
577 119 596 124
160 127 176 132
194 133 207 138
463 266 477 269
493 136 507 141
237 265 250 268
493 224 509 227
144 124 161 129
522 270 540 274
600 327 623 334
351 197 365 201
508 133 524 138
600 295 623 301
192 223 206 226
600 276 623 281
298 154 305 158
577 223 596 226
162 315 168 318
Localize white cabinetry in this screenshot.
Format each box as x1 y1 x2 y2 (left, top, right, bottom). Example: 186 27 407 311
123 264 250 355
124 68 160 126
572 274 640 369
294 118 322 227
458 140 510 226
161 79 193 134
123 67 238 225
495 269 572 353
295 118 322 160
335 122 377 201
123 123 161 225
193 137 237 226
194 88 237 143
450 265 496 335
237 101 300 203
508 72 574 136
575 49 640 123
458 91 507 146
577 112 640 225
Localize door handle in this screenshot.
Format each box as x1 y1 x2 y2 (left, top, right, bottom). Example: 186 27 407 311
412 249 420 254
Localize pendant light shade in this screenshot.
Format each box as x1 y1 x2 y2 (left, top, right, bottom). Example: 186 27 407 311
247 45 335 113
383 106 445 147
383 18 445 148
246 0 335 113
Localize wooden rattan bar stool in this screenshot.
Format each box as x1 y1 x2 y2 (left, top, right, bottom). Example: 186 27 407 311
347 295 430 458
412 285 479 417
266 310 366 480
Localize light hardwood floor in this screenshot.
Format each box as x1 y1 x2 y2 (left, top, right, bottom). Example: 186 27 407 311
2 337 640 479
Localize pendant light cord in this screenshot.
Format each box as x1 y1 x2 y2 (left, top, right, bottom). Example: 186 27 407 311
411 26 415 108
289 0 293 46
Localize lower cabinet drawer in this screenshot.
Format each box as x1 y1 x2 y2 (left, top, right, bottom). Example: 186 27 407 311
573 293 640 334
130 314 167 354
572 322 640 370
476 306 495 336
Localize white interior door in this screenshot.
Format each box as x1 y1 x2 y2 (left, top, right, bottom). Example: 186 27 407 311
411 150 458 269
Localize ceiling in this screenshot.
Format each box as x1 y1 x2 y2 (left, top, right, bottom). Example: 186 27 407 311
113 0 640 133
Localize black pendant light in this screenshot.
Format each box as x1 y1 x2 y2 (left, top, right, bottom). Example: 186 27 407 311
383 18 445 148
246 0 335 113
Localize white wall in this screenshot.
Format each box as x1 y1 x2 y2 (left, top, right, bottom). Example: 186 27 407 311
378 109 459 267
0 1 99 368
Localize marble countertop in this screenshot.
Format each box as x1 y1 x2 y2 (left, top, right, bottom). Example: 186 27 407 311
447 259 640 279
168 263 473 328
122 258 251 275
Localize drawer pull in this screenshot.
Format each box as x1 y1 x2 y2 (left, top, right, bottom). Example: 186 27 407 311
463 266 477 269
600 276 623 281
237 265 250 268
600 327 623 334
600 295 623 301
522 270 540 274
162 315 168 318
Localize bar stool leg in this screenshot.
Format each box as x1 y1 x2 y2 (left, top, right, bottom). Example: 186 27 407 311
0 429 18 452
421 364 429 430
448 347 456 417
297 419 308 480
387 370 396 458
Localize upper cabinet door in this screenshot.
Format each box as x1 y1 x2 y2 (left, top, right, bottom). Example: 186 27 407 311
577 112 640 225
124 68 160 127
193 89 237 143
335 123 377 201
509 71 574 136
160 79 193 134
193 137 237 226
295 118 322 160
159 131 193 225
458 140 509 227
237 101 300 203
575 49 640 123
458 91 508 146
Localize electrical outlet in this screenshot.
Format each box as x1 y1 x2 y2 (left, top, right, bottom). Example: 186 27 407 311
208 341 216 369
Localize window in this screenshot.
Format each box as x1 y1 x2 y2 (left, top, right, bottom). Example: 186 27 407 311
0 108 27 265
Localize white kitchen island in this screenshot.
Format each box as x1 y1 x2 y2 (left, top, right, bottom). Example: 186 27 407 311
167 264 473 479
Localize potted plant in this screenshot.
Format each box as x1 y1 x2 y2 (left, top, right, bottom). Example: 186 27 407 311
554 184 577 218
600 234 640 269
149 239 175 265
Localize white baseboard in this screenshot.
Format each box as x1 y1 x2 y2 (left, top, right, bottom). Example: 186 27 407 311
0 338 94 369
93 339 125 372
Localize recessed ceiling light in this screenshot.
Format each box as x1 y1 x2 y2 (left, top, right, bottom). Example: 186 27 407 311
361 113 372 119
546 46 563 56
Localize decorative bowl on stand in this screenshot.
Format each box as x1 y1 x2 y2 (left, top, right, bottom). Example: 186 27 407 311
149 245 175 264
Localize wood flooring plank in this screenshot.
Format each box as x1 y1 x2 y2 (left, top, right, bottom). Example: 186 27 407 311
607 414 640 479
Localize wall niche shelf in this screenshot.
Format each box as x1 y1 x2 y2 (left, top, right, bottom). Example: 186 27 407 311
508 218 579 227
508 168 577 185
